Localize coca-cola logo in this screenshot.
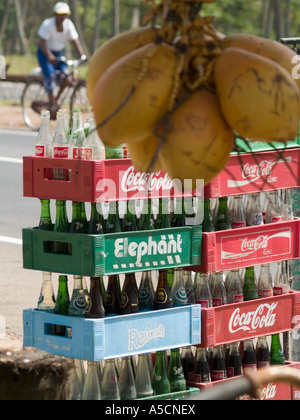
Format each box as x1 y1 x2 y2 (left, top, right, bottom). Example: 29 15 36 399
121 166 174 193
239 383 277 400
242 160 275 180
241 235 269 252
229 302 278 333
35 145 45 157
53 146 68 158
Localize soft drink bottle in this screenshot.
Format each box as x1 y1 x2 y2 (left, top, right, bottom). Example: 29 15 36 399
231 196 246 229
168 348 186 392
119 272 139 315
52 111 69 180
175 197 186 227
181 346 195 382
256 336 270 369
37 272 55 312
194 348 211 383
101 359 121 400
201 198 215 232
69 275 87 317
139 199 154 230
122 200 137 231
215 197 231 231
194 273 212 308
105 275 121 316
270 334 285 365
273 260 290 296
183 270 196 304
135 353 154 398
247 193 264 226
81 361 101 400
88 202 104 234
38 199 53 231
54 275 70 336
70 202 88 234
212 272 227 307
68 111 90 160
265 190 283 224
226 342 243 378
170 268 188 307
138 271 155 312
154 269 173 310
119 357 137 400
85 116 105 160
105 144 124 159
281 189 294 221
210 346 227 381
105 201 122 233
257 264 273 298
35 110 53 158
243 266 258 301
152 351 171 395
85 277 105 319
241 339 257 372
154 198 171 229
226 269 244 304
53 200 69 254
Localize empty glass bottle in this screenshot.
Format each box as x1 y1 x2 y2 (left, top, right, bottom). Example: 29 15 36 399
212 272 227 307
101 359 121 400
138 271 155 312
69 276 87 317
226 269 244 304
257 264 273 298
122 200 137 232
183 270 196 304
119 357 137 400
53 200 69 254
194 273 212 308
105 201 121 233
247 193 264 226
37 271 55 312
81 361 101 400
273 260 290 296
135 353 154 398
265 190 283 224
139 199 154 230
170 268 188 307
231 196 246 229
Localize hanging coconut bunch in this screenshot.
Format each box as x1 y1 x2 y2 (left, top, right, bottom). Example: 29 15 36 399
87 0 300 188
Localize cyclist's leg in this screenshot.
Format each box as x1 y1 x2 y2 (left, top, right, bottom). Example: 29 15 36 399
37 47 56 107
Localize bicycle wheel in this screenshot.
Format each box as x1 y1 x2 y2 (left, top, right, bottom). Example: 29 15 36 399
70 82 92 121
21 79 49 131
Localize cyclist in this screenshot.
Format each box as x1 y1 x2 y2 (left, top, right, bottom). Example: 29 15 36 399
36 2 86 118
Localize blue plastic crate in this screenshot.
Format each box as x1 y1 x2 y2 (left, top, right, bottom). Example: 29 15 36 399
23 305 201 361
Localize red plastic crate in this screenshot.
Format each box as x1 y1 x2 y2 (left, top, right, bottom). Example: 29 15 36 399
23 157 193 202
187 362 298 400
199 291 300 348
192 218 300 273
204 147 300 198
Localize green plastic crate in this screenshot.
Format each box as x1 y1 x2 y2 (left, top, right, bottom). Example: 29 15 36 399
138 387 200 400
22 226 202 276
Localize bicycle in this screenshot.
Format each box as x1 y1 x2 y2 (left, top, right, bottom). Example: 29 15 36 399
21 55 90 131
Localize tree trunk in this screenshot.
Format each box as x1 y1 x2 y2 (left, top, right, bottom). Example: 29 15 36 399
69 0 90 56
14 0 30 55
112 0 120 36
0 0 12 54
92 0 103 53
273 0 283 40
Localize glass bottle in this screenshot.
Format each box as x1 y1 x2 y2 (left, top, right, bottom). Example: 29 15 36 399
281 189 294 221
265 190 283 224
70 201 88 234
183 270 196 304
88 202 104 234
175 197 186 227
211 272 227 307
135 353 154 398
85 277 105 319
243 266 258 301
81 361 101 400
105 274 121 317
68 111 89 160
152 351 171 395
201 198 215 232
119 272 139 315
181 346 195 382
210 346 227 381
138 271 155 312
154 269 173 310
52 112 69 180
194 273 212 308
105 144 124 159
101 359 120 400
139 199 154 230
242 339 257 372
194 348 211 383
85 116 105 160
226 342 243 378
170 268 188 307
119 357 137 400
54 275 70 336
37 271 55 312
256 336 270 369
154 198 171 229
53 200 69 254
273 260 290 296
167 268 174 290
105 201 121 233
215 197 231 231
35 110 53 158
231 195 246 229
168 348 186 392
247 193 264 226
270 334 286 365
226 269 244 304
69 275 87 317
38 199 53 231
69 361 82 400
257 264 273 298
122 200 137 232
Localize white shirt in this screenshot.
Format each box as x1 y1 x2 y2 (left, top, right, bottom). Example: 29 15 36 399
38 16 79 51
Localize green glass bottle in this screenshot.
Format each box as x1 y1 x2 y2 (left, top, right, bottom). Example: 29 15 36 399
152 351 171 396
70 201 88 234
168 348 186 392
88 203 104 234
243 266 258 301
215 197 231 231
54 275 70 336
53 200 69 254
154 199 171 229
270 334 286 365
201 198 215 232
105 201 121 233
122 200 137 232
139 199 154 230
38 199 53 231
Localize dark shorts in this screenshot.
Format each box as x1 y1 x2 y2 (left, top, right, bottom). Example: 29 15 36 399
37 46 69 93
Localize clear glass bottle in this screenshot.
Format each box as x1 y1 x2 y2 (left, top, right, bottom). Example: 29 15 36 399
85 115 105 160
257 264 273 298
231 195 246 229
247 193 264 226
135 353 154 398
273 260 290 296
52 111 69 180
37 271 55 312
211 272 227 307
81 361 101 400
194 273 212 308
68 111 89 160
281 189 294 221
183 270 196 304
170 268 188 307
265 190 283 224
35 110 53 157
226 269 244 304
101 359 121 400
119 357 137 400
69 275 87 317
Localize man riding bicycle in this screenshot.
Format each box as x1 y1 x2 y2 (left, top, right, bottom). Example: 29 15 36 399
37 2 86 118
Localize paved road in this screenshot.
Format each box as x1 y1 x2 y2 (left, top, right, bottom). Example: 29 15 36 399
0 127 43 341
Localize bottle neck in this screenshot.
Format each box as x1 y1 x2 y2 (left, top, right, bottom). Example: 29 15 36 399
73 275 83 290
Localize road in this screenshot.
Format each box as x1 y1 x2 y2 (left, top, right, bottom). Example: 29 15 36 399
0 127 43 344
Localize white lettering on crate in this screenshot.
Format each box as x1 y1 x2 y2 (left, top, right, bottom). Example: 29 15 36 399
229 302 278 334
128 324 165 350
